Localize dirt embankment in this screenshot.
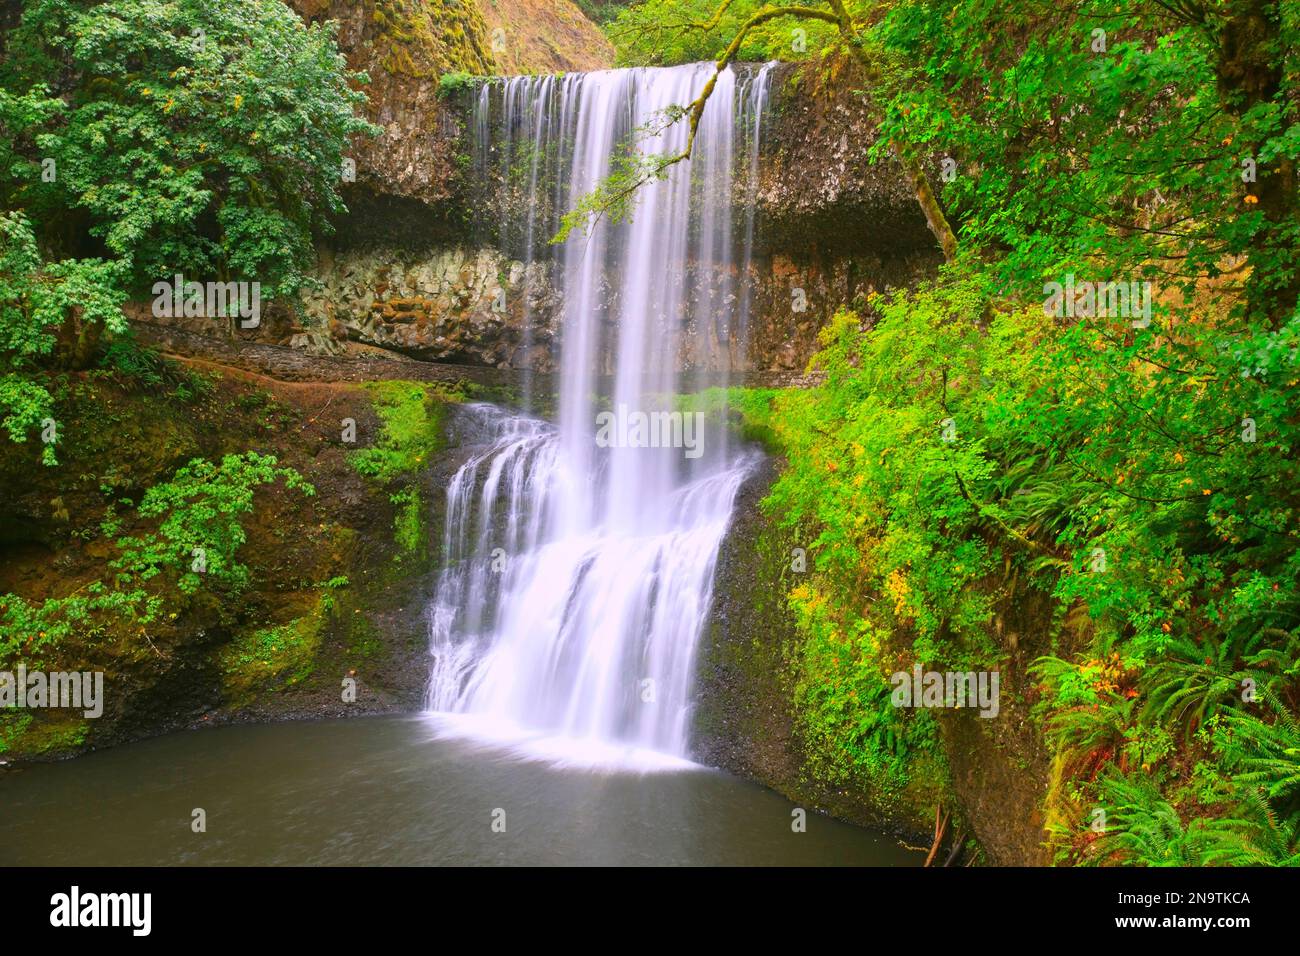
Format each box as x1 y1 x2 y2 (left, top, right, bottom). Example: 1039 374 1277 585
0 343 491 763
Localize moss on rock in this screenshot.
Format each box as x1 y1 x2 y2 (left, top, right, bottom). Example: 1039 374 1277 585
0 358 468 764
349 380 458 565
370 0 495 78
218 592 332 707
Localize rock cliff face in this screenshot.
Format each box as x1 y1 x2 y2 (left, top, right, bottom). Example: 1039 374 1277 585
287 0 490 241
743 59 944 368
294 52 943 373
754 59 940 257
302 247 560 367
298 243 937 373
477 0 615 74
286 0 614 245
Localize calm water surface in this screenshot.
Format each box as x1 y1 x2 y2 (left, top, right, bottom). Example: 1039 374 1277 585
0 716 920 866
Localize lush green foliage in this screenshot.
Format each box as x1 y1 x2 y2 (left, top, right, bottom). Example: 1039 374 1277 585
350 381 451 562
0 211 130 458
349 382 447 483
740 279 1038 788
665 0 1300 864
745 250 1298 862
2 450 313 669
0 371 55 462
111 452 315 594
0 211 127 364
2 0 377 300
576 0 638 27
0 0 375 467
873 0 1300 328
866 0 1300 865
0 584 159 663
0 0 404 756
609 0 838 65
437 71 477 99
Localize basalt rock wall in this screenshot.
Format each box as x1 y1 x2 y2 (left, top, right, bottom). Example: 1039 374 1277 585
299 55 943 373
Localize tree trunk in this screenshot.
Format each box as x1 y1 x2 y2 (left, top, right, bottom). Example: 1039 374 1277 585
1216 0 1296 326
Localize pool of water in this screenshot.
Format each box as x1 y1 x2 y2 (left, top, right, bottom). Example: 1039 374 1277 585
0 716 920 866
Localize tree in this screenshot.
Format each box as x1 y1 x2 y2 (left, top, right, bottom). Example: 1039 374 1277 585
1 0 379 302
873 0 1298 325
0 211 128 459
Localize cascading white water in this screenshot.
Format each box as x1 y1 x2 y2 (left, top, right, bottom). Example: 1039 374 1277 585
426 64 774 768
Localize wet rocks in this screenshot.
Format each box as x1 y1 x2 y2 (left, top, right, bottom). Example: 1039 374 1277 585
301 248 561 369
755 58 943 256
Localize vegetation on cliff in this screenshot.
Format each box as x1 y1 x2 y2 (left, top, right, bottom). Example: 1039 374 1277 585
0 0 376 466
0 0 444 758
610 0 833 64
369 0 496 77
2 0 375 299
633 0 1300 866
350 379 459 563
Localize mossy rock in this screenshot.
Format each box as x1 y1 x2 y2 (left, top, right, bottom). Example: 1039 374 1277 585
0 710 89 759
350 381 459 564
372 0 495 78
218 594 333 707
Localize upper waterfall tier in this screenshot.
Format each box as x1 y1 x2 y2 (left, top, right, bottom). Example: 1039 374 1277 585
468 63 774 386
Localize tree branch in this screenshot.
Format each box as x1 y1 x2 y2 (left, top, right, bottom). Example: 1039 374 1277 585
578 1 959 263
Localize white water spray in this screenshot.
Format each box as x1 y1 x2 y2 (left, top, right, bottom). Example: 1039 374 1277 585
426 64 774 768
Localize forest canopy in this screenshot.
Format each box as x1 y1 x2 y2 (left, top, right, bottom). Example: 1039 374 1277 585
0 0 374 444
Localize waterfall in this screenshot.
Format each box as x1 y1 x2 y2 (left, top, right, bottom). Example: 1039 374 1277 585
426 64 774 769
